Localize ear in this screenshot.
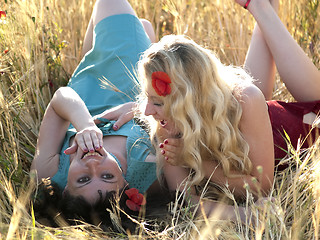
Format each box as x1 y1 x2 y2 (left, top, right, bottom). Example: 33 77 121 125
63 185 68 197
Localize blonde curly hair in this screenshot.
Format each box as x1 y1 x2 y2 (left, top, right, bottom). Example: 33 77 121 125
137 35 252 186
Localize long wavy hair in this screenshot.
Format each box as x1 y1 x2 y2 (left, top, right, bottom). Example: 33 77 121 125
137 35 252 186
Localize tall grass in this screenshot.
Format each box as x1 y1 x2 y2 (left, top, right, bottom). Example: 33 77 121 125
0 0 319 239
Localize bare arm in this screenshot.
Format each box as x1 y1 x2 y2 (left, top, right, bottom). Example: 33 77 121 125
163 161 248 222
202 85 274 198
164 85 274 197
93 101 136 130
31 87 102 180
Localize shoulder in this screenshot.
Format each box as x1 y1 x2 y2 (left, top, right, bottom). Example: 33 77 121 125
239 84 266 103
237 84 267 114
234 84 270 127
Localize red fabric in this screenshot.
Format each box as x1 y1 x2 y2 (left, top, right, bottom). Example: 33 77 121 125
267 100 320 170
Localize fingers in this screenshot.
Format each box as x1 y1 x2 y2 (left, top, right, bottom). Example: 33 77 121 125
73 127 103 153
159 138 183 165
64 143 77 155
93 117 102 125
65 139 107 156
93 108 121 124
98 110 117 121
94 102 136 131
113 111 134 130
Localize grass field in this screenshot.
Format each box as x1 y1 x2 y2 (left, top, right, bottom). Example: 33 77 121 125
0 0 320 239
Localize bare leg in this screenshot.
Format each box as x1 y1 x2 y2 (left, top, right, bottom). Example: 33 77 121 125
245 25 276 100
91 0 136 27
247 0 320 102
140 19 156 43
244 0 278 100
81 17 94 58
81 0 156 58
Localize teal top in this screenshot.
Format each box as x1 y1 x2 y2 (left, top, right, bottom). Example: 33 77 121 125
51 14 156 193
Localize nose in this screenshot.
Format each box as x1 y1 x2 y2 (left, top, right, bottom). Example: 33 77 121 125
85 158 100 171
144 102 156 116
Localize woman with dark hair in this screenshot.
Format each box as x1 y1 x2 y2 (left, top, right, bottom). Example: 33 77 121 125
33 178 169 231
31 0 167 229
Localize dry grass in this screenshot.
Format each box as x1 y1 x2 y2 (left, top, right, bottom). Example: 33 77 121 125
0 0 320 239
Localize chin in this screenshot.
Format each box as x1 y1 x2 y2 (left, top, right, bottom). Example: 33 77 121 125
163 125 181 138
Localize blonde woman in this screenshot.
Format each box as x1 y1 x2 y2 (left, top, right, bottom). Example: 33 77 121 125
111 0 320 213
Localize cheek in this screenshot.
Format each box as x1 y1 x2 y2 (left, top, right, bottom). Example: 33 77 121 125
67 163 83 182
157 108 166 119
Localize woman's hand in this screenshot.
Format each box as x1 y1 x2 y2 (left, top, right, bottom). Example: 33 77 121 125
93 102 136 130
64 125 103 154
159 137 184 166
156 125 184 166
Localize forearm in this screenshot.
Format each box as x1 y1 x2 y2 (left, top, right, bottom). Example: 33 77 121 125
163 162 190 191
191 195 248 222
163 163 249 222
51 87 95 131
203 160 270 198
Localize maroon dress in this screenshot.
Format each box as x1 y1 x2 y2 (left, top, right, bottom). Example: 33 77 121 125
267 100 320 170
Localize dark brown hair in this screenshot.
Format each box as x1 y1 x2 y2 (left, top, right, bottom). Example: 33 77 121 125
32 178 172 233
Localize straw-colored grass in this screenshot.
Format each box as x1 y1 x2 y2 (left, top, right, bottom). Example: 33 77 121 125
0 0 320 239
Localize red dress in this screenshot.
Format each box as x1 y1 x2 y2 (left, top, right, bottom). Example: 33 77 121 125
267 100 320 170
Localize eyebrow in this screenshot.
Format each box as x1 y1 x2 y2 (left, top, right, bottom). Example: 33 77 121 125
149 95 162 101
77 179 118 189
146 92 157 99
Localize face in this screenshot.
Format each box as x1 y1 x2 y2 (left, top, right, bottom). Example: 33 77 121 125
66 147 126 203
144 85 180 136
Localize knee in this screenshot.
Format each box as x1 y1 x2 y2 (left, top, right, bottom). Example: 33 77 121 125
92 0 135 26
140 19 156 43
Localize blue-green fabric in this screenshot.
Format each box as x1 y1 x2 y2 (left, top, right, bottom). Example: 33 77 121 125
51 14 156 193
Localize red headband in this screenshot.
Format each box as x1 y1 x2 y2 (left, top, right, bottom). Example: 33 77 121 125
151 71 171 96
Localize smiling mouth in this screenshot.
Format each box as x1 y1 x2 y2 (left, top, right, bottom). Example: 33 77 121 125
82 151 102 159
160 120 167 127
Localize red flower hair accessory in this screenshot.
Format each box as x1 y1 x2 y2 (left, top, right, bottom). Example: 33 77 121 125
125 188 146 211
151 71 171 96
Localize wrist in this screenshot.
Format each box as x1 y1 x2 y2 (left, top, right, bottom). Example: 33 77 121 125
74 118 96 131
